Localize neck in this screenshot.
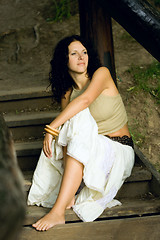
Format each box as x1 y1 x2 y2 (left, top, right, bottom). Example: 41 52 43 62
69 71 89 90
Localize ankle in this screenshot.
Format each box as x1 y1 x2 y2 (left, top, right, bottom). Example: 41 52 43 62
50 205 65 216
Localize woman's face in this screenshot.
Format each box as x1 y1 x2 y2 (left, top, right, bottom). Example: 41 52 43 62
68 41 88 75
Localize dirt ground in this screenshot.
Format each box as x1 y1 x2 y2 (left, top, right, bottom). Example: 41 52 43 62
112 21 160 170
0 0 159 170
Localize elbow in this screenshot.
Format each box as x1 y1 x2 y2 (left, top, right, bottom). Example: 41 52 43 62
81 97 91 108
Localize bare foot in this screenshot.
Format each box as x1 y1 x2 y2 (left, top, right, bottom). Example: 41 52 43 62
32 212 65 231
66 196 75 209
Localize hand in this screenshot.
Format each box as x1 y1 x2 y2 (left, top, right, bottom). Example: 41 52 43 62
43 133 53 158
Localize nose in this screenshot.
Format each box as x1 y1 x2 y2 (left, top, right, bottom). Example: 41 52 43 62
78 53 84 59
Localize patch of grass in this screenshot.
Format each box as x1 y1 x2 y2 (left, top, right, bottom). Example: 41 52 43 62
130 131 145 147
120 32 136 43
127 61 160 103
44 0 78 22
154 162 160 173
129 120 146 147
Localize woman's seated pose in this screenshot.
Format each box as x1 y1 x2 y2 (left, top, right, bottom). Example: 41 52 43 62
28 35 135 231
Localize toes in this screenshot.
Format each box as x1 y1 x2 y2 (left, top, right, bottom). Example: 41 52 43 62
32 220 51 231
32 222 39 228
41 224 48 231
32 212 65 231
32 220 43 231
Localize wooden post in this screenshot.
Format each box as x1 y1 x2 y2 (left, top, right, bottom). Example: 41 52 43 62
78 0 116 83
0 115 25 240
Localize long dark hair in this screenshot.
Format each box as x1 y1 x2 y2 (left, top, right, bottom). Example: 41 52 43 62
49 35 101 103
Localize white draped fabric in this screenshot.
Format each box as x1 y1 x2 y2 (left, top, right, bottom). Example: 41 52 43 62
27 108 135 222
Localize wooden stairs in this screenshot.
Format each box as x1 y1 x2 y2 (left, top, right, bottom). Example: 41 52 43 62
1 88 160 240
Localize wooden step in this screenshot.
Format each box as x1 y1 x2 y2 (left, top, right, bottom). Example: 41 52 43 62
24 198 160 225
23 165 152 199
5 111 59 141
20 199 160 240
135 146 160 197
0 87 59 113
116 165 152 199
15 141 43 171
20 216 160 240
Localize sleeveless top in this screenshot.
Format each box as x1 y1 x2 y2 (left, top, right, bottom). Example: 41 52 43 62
70 83 128 135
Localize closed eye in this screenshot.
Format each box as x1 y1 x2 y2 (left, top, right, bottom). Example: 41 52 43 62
71 52 76 55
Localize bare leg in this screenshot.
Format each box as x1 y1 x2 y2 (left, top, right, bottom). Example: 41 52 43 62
63 146 75 209
66 197 75 209
32 155 83 231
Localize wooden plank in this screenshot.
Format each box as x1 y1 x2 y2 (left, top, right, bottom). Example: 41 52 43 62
126 166 152 182
24 199 160 225
135 145 160 197
20 215 160 240
23 165 152 192
25 178 150 199
117 181 150 198
97 0 160 62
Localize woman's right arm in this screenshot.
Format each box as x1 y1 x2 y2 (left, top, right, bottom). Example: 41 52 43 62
43 88 72 158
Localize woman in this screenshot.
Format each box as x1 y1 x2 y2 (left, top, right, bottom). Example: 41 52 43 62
28 35 135 231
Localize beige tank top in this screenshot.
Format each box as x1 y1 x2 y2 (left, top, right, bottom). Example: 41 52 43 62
70 84 128 135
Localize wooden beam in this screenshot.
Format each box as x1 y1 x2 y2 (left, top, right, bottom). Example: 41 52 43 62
78 0 116 83
98 0 160 62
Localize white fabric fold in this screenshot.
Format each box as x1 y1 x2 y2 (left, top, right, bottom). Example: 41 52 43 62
27 108 135 222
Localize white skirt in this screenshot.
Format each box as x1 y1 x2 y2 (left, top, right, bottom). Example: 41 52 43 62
27 108 135 222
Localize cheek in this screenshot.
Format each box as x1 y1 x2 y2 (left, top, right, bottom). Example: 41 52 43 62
68 58 76 70
85 55 89 66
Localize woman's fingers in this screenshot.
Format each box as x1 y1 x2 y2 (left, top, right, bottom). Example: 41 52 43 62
43 133 53 158
43 142 52 158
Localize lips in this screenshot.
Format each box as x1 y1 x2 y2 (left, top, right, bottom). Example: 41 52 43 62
77 62 85 66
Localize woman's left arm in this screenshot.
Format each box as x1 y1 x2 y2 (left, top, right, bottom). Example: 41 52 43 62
49 67 114 129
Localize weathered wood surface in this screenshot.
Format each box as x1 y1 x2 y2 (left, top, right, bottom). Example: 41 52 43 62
0 115 26 240
98 0 160 62
24 199 160 225
135 146 160 197
23 165 152 192
78 0 116 81
20 215 160 240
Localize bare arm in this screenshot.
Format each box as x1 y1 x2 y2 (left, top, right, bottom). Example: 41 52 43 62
43 67 115 158
43 88 72 158
50 67 114 129
61 89 72 165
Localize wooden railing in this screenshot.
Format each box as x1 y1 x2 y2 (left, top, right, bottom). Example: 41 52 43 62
78 0 160 77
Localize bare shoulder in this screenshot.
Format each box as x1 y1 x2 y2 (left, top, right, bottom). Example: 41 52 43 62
92 67 114 86
61 88 72 110
93 66 110 76
64 87 72 98
92 67 118 95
